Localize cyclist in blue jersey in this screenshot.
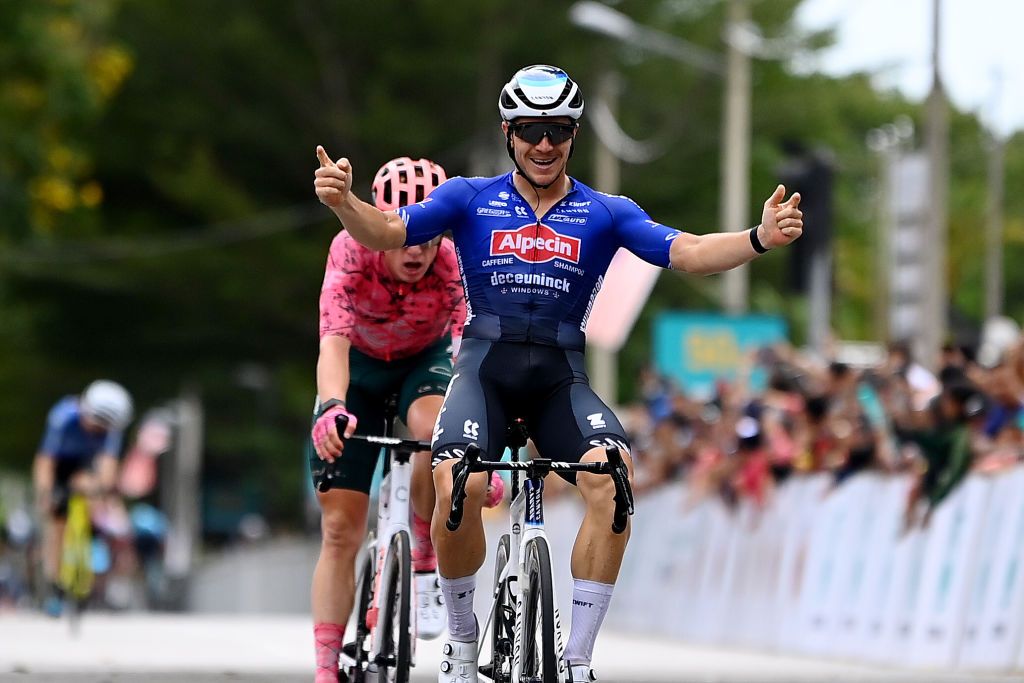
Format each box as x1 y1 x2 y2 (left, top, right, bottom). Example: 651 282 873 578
33 380 133 616
314 64 803 682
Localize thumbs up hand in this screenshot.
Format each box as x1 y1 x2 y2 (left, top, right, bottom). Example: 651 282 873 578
758 184 803 249
314 145 354 210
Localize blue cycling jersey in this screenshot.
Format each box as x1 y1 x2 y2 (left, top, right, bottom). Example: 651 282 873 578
39 397 123 468
400 172 682 351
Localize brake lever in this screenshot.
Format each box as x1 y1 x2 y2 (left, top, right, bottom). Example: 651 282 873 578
446 444 482 531
605 445 634 534
313 414 353 493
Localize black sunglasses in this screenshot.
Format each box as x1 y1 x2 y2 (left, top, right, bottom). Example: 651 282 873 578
510 122 576 145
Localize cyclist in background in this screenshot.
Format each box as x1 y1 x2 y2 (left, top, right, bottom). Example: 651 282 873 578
314 65 803 682
308 157 502 683
33 379 133 616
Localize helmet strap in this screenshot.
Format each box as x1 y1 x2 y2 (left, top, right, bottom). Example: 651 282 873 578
505 130 569 192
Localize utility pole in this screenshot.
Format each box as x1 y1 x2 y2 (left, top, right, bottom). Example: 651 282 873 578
868 132 894 342
985 130 1005 320
983 69 1006 321
720 0 752 315
921 0 949 368
163 388 204 609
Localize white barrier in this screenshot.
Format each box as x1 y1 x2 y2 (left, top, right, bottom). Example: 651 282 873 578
909 475 991 667
958 467 1024 670
589 467 1024 673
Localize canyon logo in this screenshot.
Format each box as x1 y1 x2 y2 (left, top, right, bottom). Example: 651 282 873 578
489 224 581 264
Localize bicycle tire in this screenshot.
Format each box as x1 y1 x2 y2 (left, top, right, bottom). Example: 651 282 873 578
377 530 412 683
481 534 513 683
517 537 558 683
348 547 375 683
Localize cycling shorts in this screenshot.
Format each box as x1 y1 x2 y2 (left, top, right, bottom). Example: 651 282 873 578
430 338 630 484
307 337 453 494
49 457 90 519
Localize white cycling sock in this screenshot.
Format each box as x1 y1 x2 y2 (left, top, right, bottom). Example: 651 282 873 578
439 574 477 642
562 578 614 667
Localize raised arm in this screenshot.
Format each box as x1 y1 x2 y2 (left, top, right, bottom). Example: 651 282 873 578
670 185 802 274
314 145 406 250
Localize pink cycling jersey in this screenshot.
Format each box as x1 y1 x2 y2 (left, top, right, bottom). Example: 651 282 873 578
319 231 466 361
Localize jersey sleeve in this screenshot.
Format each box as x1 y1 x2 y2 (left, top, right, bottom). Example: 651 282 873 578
318 232 361 339
38 401 70 456
607 195 683 268
448 277 467 350
102 429 124 457
398 177 470 247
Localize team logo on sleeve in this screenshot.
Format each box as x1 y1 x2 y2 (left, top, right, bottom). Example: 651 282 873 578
490 224 581 264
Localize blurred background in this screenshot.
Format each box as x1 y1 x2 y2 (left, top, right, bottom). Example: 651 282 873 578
2 0 1024 678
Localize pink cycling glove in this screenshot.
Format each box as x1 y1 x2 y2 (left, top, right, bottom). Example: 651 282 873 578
312 404 357 462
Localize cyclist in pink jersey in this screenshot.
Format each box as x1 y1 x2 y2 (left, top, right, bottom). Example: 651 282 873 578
318 228 465 362
307 157 499 683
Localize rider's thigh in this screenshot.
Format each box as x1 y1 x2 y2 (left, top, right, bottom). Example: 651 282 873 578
579 444 634 471
397 337 452 438
430 339 508 468
529 367 632 485
68 469 97 495
406 395 444 442
317 488 370 551
577 445 634 504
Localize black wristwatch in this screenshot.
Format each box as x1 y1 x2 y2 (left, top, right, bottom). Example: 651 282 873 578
316 398 346 419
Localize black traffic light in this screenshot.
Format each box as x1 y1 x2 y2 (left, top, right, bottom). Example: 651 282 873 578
776 147 835 293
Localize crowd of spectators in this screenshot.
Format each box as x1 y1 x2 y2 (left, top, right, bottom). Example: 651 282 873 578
623 339 1024 530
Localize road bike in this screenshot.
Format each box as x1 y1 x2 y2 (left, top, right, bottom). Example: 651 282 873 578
446 419 634 683
318 397 430 683
58 491 93 635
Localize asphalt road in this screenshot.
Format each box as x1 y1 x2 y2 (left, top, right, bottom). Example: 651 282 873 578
0 672 1008 682
0 613 1018 683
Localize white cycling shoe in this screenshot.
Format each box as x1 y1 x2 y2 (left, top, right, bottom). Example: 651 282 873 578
415 572 446 640
567 664 597 682
438 637 478 682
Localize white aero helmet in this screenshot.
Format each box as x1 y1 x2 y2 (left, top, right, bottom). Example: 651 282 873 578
81 380 134 430
498 65 584 121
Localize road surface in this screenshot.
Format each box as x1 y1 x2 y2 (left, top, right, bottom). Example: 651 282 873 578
0 613 1017 682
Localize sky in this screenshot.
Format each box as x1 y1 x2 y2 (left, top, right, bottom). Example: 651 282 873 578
795 0 1024 136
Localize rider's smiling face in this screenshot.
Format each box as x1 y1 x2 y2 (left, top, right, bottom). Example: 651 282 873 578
503 116 576 187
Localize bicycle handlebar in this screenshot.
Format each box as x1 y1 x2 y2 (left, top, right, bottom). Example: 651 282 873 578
316 415 432 492
333 414 431 451
445 443 634 534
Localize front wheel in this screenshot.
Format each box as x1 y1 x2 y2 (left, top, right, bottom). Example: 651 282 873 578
347 546 376 683
377 530 412 683
480 534 513 682
516 537 558 683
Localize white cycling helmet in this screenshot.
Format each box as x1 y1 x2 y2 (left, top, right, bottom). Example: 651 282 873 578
498 65 584 121
81 380 134 430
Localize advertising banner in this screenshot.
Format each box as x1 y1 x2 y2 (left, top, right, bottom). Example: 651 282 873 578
653 313 787 399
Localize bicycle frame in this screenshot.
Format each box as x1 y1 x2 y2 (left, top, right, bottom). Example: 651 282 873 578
505 476 567 682
332 407 430 680
60 493 94 600
455 429 633 683
368 437 416 663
